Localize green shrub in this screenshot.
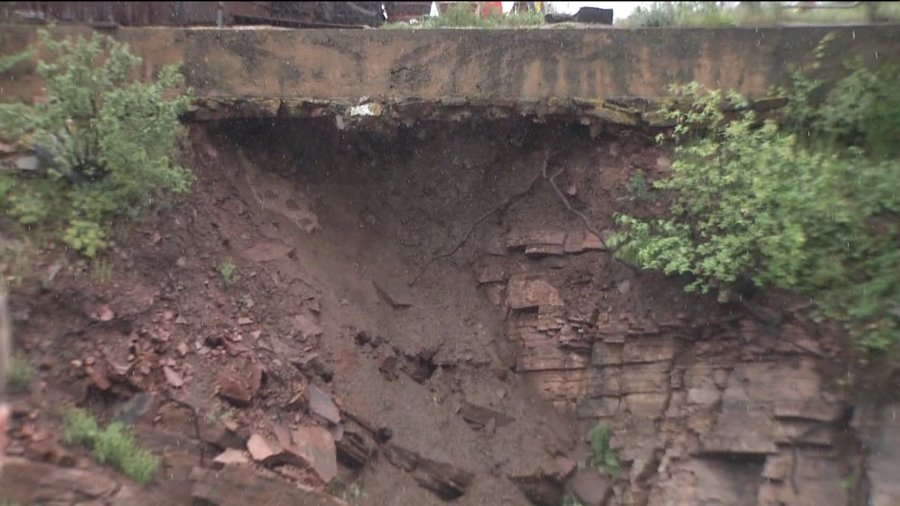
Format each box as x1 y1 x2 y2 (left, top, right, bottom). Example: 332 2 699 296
786 61 900 160
609 62 900 351
0 30 192 257
63 408 159 485
63 408 101 446
584 424 620 477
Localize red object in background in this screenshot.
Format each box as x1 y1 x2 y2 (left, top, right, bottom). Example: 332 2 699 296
384 2 432 22
480 2 502 17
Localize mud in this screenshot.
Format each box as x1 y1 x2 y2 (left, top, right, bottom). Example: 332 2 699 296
0 115 884 506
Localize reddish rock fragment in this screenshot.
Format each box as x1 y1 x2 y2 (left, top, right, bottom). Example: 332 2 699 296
247 434 279 463
84 366 111 391
217 363 263 407
564 230 605 254
213 448 250 467
308 384 341 425
163 366 185 388
290 426 338 484
506 276 562 310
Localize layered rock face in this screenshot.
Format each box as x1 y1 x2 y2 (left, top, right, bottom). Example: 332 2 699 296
476 215 860 505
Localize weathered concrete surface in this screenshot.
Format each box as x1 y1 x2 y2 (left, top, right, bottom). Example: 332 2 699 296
1 24 898 107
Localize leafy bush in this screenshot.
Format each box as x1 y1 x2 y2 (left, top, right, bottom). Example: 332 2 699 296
0 30 192 256
63 408 159 484
584 424 620 477
786 61 900 160
609 62 900 351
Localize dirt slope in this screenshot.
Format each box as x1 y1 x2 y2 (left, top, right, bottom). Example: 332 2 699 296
1 117 872 506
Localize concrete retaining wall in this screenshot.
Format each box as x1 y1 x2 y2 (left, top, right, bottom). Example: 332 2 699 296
1 24 898 104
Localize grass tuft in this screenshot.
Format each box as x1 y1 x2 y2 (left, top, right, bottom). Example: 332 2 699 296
63 408 159 485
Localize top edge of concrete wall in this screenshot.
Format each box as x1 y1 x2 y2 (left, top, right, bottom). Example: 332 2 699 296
1 24 898 104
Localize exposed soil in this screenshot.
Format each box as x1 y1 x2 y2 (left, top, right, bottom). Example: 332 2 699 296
1 116 867 505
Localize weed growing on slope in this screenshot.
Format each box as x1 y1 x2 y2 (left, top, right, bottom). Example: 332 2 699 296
584 424 620 477
63 408 159 485
217 261 238 288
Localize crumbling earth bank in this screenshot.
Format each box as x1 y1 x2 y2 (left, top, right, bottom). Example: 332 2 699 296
1 117 884 506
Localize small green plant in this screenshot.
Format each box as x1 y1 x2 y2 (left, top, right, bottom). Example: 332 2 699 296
90 257 113 283
238 293 255 310
841 470 858 492
341 483 365 504
217 261 237 288
63 408 159 485
0 30 192 257
7 355 36 393
326 480 366 505
204 407 235 426
561 494 584 506
584 424 620 477
626 170 652 204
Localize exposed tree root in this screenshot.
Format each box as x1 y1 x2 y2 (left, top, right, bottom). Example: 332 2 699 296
542 162 604 242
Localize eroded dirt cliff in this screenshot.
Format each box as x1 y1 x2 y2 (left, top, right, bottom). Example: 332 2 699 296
1 117 891 505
